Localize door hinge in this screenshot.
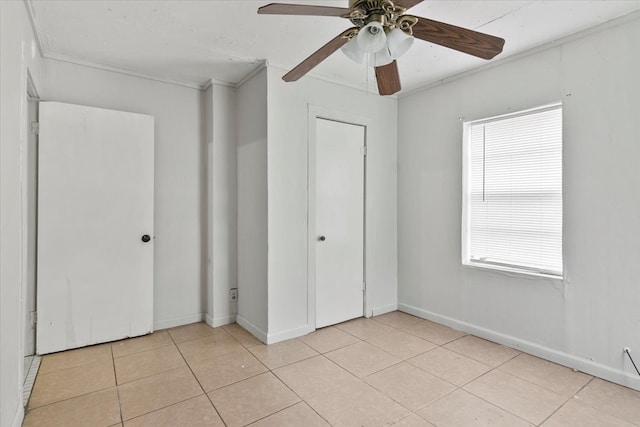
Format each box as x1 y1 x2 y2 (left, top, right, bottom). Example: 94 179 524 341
362 281 366 292
30 311 37 327
360 146 367 156
31 122 39 135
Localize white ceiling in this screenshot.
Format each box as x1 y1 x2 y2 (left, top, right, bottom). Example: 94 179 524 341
29 0 640 94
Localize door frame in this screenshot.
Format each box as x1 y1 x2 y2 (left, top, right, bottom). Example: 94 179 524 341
22 74 39 358
20 69 40 362
307 105 372 331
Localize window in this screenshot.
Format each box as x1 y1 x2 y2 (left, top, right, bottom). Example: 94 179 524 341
462 104 563 277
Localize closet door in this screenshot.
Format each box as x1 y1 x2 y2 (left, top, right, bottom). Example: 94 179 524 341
37 102 154 354
315 118 365 328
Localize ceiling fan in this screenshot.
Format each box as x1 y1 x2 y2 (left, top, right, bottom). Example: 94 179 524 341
258 0 505 95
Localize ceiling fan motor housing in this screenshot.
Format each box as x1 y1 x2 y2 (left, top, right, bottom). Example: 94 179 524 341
347 0 417 36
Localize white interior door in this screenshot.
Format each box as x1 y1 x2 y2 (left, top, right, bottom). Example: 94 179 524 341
315 118 365 328
37 102 154 355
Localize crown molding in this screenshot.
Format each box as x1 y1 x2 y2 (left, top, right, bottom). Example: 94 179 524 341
234 60 269 88
400 8 640 99
43 53 212 90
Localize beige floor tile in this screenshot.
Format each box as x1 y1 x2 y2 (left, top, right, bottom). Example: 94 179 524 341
118 367 203 420
248 339 318 369
307 379 409 426
190 347 268 392
222 323 262 347
445 335 520 367
208 372 300 427
464 370 567 425
392 414 435 426
408 347 492 386
404 319 466 345
29 359 116 409
298 326 361 354
499 353 592 396
38 344 112 375
23 387 120 427
417 389 534 427
326 341 401 378
124 395 223 427
368 330 437 360
373 311 423 329
112 331 174 358
334 317 397 341
115 344 186 384
167 322 218 344
574 378 640 424
274 355 361 401
249 402 329 427
177 332 244 365
365 362 455 411
542 398 635 427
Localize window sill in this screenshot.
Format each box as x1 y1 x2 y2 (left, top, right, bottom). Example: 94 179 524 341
462 261 563 280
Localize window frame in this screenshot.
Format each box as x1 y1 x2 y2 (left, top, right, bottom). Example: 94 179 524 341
461 103 564 279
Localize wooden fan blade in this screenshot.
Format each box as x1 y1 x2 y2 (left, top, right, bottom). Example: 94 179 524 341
283 28 355 82
409 15 505 60
394 0 424 9
375 61 401 96
258 3 352 17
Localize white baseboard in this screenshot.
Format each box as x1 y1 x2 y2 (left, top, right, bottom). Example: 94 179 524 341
154 313 204 331
267 325 314 345
398 303 640 392
236 314 268 344
205 313 237 328
370 303 398 317
12 403 24 427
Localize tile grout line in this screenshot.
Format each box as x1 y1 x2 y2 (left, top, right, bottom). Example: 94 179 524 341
414 333 534 426
110 344 125 425
171 327 231 426
535 376 596 426
360 333 467 424
261 350 333 426
459 365 540 426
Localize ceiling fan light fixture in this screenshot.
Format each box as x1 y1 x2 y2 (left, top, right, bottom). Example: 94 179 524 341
341 36 367 64
356 21 387 53
387 28 414 59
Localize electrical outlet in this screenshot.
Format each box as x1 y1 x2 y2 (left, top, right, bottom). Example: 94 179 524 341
230 288 238 301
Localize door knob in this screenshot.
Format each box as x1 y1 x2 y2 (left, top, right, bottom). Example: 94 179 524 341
141 234 151 243
318 235 326 241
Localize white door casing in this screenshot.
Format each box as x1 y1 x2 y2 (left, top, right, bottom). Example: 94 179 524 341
37 102 154 354
314 117 365 328
23 94 38 356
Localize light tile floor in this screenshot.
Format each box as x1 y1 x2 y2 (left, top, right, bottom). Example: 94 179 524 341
23 311 640 426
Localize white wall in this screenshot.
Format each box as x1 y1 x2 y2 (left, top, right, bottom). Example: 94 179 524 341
398 16 640 391
236 69 269 339
206 84 238 327
0 2 44 426
266 66 398 342
41 59 207 330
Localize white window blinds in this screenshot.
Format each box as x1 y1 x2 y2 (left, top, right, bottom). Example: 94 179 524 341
464 104 563 276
